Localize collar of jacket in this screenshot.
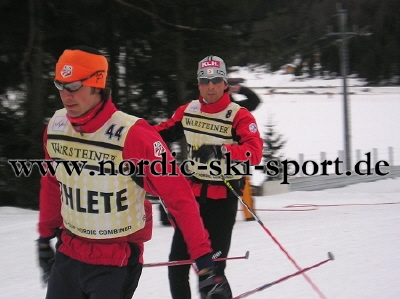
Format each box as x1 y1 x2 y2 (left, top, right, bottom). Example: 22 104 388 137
198 92 232 114
70 97 118 134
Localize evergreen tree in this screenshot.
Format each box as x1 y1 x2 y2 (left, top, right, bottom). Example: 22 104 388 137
263 119 286 181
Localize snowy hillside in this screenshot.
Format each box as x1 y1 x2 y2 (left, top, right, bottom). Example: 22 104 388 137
228 68 400 186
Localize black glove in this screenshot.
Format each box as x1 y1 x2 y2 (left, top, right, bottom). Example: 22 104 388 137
194 253 214 276
199 272 233 299
192 145 224 164
37 237 55 284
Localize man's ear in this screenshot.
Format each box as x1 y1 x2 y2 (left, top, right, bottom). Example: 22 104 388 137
90 87 102 95
224 82 229 92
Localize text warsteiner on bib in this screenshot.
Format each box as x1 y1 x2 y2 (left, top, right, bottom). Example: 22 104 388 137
182 100 245 181
47 109 146 239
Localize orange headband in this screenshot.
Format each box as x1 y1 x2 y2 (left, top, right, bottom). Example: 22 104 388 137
55 49 108 88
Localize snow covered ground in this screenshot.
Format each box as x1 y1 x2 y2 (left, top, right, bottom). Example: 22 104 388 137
1 177 400 299
1 70 399 298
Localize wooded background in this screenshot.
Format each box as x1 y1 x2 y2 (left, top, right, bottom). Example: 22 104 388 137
1 0 399 208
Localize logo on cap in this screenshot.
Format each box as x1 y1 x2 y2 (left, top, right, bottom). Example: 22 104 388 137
60 65 73 78
201 61 221 68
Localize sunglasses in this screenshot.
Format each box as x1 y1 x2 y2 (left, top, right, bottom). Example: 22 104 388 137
54 71 105 92
198 77 225 85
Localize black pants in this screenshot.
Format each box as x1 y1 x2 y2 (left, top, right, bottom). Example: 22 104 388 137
168 191 239 299
159 203 171 225
46 244 142 299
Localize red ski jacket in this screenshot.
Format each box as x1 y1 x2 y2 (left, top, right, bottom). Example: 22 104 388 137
38 98 212 266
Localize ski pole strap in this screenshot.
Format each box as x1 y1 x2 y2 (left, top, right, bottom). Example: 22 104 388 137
199 274 232 299
199 274 228 290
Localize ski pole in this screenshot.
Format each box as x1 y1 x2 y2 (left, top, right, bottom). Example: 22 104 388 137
222 175 328 299
158 197 176 228
232 252 334 299
144 251 250 268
